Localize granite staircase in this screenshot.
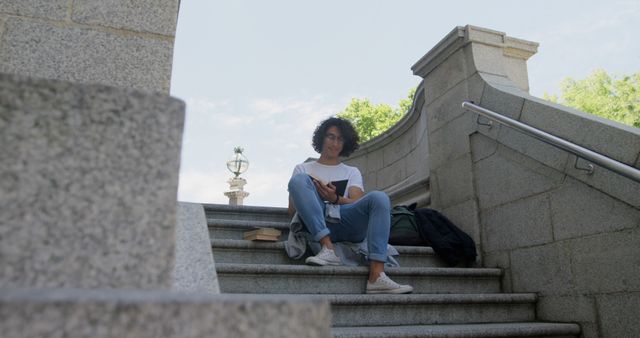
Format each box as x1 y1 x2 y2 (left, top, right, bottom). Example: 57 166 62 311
206 204 581 338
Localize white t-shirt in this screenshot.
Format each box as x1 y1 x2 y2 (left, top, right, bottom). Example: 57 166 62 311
292 161 364 199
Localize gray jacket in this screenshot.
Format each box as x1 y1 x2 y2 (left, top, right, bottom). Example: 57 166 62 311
284 211 400 267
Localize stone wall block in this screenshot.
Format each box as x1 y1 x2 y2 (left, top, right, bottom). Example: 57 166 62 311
423 47 468 105
376 159 405 190
474 142 565 210
429 169 442 210
570 228 640 294
0 0 68 20
441 199 480 241
72 0 179 36
0 18 173 93
414 108 429 147
0 73 185 289
483 251 512 292
365 151 384 174
503 56 531 92
441 199 481 260
466 43 506 77
597 292 640 338
510 242 576 295
481 193 554 252
382 130 414 166
405 149 418 178
415 120 429 159
433 153 475 208
478 72 521 89
363 172 377 192
479 80 525 121
344 154 367 174
425 79 469 134
537 295 599 338
470 132 498 163
497 125 570 173
521 97 640 166
465 71 487 106
428 113 474 171
549 177 640 240
564 154 640 209
415 127 430 171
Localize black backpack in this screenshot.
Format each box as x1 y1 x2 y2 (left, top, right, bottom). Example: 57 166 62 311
413 208 477 267
389 203 477 267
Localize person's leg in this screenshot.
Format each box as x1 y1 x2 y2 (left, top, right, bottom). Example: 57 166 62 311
337 191 413 293
287 173 329 241
338 191 391 268
288 173 340 265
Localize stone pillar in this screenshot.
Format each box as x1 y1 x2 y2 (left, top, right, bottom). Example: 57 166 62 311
0 72 185 289
0 0 179 93
409 25 539 265
224 177 250 206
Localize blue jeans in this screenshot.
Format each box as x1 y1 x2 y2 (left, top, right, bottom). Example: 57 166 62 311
288 173 391 262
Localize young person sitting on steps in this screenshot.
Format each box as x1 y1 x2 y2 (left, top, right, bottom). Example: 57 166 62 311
287 117 413 294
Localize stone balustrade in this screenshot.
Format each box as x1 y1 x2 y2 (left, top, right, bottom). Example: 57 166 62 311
353 24 640 337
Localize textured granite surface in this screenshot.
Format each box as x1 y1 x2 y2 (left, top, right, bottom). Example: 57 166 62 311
332 322 580 338
216 264 501 294
72 0 179 36
0 0 68 20
0 17 173 92
173 202 219 294
0 289 331 338
0 72 185 289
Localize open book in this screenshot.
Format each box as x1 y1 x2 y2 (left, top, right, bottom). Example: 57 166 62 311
308 173 348 197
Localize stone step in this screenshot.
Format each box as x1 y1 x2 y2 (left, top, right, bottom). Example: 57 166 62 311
285 293 537 327
211 239 299 265
208 219 289 241
204 203 289 223
0 288 331 338
332 322 581 338
216 263 501 294
211 239 447 267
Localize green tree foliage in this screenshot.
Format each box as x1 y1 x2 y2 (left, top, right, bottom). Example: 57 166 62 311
544 69 640 128
338 87 417 142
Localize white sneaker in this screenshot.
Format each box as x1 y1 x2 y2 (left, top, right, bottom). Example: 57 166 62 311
366 272 413 294
305 246 342 266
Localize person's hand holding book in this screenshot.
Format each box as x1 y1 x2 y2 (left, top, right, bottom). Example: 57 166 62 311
313 179 340 204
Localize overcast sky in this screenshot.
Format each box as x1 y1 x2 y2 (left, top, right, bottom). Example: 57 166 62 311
170 0 640 207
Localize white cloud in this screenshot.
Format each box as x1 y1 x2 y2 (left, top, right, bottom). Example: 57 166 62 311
178 169 229 204
177 95 348 207
178 162 293 207
528 2 639 44
526 1 640 97
241 170 292 207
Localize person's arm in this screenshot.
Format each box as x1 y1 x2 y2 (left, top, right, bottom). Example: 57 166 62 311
333 186 363 205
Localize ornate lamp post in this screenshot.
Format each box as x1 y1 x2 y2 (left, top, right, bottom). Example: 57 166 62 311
224 147 250 205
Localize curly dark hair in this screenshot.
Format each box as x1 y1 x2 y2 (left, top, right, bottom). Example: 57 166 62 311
312 117 360 157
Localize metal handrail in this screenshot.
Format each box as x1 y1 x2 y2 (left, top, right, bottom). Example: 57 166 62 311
462 101 640 183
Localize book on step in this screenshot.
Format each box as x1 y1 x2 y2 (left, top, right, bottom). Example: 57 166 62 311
243 227 282 241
